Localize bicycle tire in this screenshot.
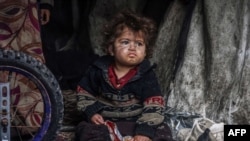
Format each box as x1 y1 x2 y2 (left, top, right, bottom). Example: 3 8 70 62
0 49 64 141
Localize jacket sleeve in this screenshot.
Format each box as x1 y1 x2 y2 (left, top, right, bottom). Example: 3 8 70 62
76 66 104 121
135 70 165 139
39 0 54 6
39 0 54 11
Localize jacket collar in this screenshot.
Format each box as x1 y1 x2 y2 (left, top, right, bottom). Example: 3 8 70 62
93 55 156 76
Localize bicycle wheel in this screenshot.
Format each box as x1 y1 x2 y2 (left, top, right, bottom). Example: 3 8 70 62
0 49 64 141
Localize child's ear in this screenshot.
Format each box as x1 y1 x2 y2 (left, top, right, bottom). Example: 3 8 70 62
108 45 114 56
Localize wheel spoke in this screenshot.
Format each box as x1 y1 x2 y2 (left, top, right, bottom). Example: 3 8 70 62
0 49 63 141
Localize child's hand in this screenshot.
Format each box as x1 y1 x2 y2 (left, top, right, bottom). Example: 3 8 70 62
132 135 151 141
90 114 105 125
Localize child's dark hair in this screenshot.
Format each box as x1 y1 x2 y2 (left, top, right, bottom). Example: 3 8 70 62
102 9 157 58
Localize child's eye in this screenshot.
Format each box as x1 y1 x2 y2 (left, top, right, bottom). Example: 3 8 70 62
120 40 130 45
135 42 144 47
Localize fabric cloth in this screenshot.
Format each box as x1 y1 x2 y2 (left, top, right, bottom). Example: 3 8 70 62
39 0 54 7
75 121 175 141
39 0 54 11
76 55 169 139
0 0 45 62
75 121 111 141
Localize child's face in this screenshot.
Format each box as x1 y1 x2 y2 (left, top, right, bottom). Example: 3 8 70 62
110 27 146 67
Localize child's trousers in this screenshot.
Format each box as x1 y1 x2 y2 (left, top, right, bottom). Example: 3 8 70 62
75 121 175 141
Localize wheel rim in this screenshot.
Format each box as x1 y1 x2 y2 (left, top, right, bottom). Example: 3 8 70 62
0 66 51 141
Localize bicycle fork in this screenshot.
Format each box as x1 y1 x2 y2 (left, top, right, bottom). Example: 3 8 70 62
0 83 10 141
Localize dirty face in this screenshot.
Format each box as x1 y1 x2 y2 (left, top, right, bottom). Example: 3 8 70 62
109 27 146 67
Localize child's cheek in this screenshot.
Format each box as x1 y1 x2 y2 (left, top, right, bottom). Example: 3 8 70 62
116 47 128 54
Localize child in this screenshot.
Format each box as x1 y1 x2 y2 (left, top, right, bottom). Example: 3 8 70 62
75 9 174 141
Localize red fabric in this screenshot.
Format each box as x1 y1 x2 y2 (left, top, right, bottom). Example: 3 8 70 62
144 96 165 106
77 85 85 93
108 65 138 89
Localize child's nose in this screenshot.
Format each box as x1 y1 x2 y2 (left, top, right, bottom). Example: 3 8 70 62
129 42 137 49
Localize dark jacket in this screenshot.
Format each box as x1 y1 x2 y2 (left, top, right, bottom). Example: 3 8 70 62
77 55 165 138
39 0 54 11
